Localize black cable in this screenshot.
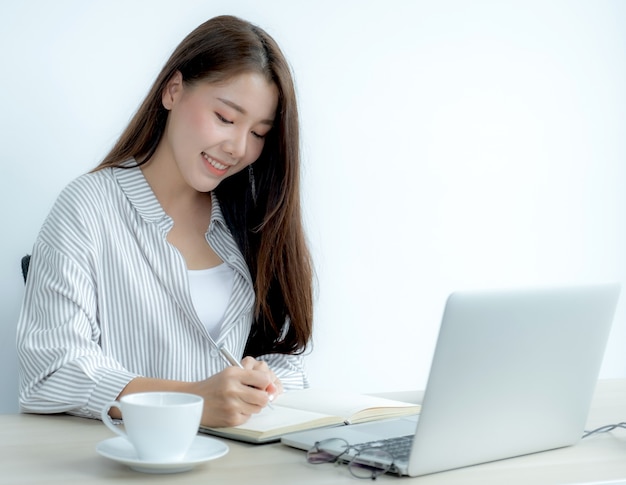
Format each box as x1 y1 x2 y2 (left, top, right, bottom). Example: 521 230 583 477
582 422 626 439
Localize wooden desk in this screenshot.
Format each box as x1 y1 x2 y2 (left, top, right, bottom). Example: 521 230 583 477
1 380 625 484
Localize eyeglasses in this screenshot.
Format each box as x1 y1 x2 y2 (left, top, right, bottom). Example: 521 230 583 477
306 438 395 480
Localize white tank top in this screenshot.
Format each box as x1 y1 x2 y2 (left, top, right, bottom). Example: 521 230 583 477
188 263 235 340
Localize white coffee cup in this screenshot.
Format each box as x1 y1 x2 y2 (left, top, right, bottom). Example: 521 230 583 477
101 392 203 462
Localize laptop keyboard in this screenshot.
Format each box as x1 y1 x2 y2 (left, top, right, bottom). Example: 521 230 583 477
354 435 414 461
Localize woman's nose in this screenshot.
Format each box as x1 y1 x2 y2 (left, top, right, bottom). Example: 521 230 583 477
223 130 247 160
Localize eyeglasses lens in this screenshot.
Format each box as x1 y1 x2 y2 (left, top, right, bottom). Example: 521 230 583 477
349 448 393 479
306 438 350 464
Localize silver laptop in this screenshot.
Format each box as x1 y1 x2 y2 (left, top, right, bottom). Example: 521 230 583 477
282 283 621 477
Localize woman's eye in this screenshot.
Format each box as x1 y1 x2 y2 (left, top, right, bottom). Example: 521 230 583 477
215 113 232 124
252 131 266 140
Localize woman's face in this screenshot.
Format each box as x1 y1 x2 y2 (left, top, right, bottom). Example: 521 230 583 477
160 71 279 193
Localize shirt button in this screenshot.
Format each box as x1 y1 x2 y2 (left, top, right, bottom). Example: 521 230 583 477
210 348 219 358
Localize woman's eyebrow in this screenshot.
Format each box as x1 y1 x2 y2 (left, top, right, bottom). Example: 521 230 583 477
217 97 274 125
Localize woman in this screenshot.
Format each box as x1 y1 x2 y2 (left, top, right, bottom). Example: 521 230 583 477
16 15 314 428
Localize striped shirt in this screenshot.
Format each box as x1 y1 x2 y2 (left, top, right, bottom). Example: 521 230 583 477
16 164 308 420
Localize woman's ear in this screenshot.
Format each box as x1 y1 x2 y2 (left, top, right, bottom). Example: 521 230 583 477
162 71 184 110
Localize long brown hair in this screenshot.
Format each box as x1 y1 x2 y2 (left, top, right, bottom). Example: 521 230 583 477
95 15 313 356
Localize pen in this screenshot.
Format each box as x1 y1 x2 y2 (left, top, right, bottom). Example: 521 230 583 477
218 345 275 410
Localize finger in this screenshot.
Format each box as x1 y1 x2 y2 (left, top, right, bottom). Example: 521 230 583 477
236 358 280 405
241 356 270 372
266 378 283 397
265 383 278 403
240 368 273 391
240 358 274 385
237 384 273 410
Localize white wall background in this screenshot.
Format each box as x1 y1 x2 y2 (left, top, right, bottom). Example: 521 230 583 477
1 0 625 413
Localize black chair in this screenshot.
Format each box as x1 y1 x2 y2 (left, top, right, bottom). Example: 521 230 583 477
21 254 31 283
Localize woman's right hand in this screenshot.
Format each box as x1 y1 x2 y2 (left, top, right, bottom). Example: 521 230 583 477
115 363 275 427
187 364 276 427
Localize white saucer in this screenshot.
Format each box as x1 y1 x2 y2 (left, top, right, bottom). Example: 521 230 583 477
96 435 229 474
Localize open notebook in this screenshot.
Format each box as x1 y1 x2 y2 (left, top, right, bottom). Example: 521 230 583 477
282 283 621 477
199 389 420 443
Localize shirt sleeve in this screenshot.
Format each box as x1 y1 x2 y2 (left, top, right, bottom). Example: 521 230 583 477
256 352 310 390
16 186 137 419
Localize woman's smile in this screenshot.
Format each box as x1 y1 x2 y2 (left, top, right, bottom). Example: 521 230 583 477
202 152 230 176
